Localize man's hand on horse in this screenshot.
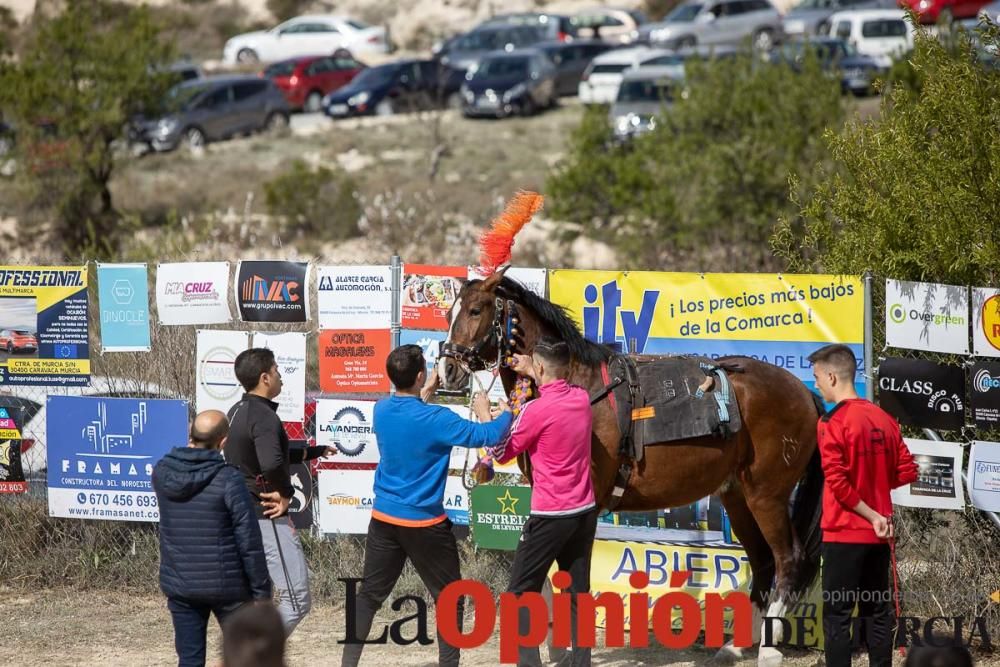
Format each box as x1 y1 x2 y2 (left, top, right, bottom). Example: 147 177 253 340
490 399 511 418
420 366 440 402
510 353 536 380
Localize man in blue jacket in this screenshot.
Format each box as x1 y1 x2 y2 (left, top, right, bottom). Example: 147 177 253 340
340 344 513 667
153 409 271 667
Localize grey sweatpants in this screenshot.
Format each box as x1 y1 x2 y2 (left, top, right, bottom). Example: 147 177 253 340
259 516 312 635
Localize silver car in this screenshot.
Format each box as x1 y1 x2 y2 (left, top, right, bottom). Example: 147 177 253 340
639 0 784 51
609 67 684 140
782 0 896 38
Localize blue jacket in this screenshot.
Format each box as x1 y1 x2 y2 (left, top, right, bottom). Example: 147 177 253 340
372 396 513 524
153 447 271 604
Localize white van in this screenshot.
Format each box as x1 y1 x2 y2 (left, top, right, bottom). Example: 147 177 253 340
578 46 670 104
822 9 914 67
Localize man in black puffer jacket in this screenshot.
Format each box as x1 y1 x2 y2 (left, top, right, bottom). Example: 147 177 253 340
153 409 272 667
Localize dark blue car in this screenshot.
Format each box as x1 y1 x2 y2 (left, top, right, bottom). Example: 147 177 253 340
769 37 886 95
460 49 558 118
323 59 465 118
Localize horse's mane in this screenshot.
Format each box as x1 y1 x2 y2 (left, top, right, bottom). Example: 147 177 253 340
492 276 613 367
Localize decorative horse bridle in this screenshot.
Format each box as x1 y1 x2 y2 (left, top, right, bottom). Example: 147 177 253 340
440 296 520 374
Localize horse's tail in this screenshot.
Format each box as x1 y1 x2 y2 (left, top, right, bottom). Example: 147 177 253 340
789 391 826 596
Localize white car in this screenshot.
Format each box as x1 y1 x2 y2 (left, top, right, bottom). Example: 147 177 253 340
578 46 671 104
222 14 390 65
821 9 913 67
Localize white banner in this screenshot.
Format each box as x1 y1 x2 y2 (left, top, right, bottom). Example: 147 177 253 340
155 262 232 325
972 287 1000 357
318 265 393 330
892 438 965 510
318 469 375 534
196 329 249 414
968 441 1000 512
252 332 306 423
315 399 378 464
441 400 520 474
444 474 470 525
468 266 547 297
885 279 969 354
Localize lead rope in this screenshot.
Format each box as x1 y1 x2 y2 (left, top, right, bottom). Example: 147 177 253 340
459 357 504 490
889 517 906 658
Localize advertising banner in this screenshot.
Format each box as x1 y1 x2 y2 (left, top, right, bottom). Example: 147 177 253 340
318 329 391 393
318 468 375 534
885 279 969 354
877 357 965 431
0 406 26 493
288 461 315 530
97 263 150 352
444 474 470 526
155 262 231 325
235 260 310 323
0 266 89 386
892 438 965 510
315 399 378 464
549 271 865 398
970 360 1000 430
400 329 447 375
252 332 306 423
968 441 1000 512
469 484 531 550
468 266 547 297
46 396 188 521
317 265 392 330
401 264 466 331
196 329 250 414
972 287 1000 358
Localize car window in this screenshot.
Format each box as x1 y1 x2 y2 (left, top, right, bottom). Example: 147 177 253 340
618 78 674 102
545 48 564 65
590 62 631 74
279 22 309 34
305 22 339 34
307 58 334 75
472 57 531 79
233 81 266 101
584 43 611 57
722 2 745 16
709 4 725 17
835 20 852 39
346 19 370 30
861 19 906 37
334 57 362 69
201 86 232 109
265 61 297 77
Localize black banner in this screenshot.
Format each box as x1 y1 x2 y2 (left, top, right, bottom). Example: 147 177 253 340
877 357 965 431
0 404 26 493
970 360 1000 430
236 261 308 323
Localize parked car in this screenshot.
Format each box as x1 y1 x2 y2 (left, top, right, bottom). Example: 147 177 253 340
578 46 668 104
610 67 682 140
478 12 578 41
572 7 650 43
323 59 465 117
768 36 887 94
436 24 550 71
980 0 1000 21
164 60 203 84
536 40 617 95
820 9 913 67
222 15 389 64
263 53 366 111
460 49 558 118
782 0 896 37
638 44 741 78
0 329 38 353
131 76 291 152
638 0 785 51
900 0 993 22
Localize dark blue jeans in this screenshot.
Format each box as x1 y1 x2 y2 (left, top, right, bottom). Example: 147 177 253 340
167 597 246 667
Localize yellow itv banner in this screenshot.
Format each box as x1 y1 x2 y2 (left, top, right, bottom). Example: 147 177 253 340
0 266 90 386
548 270 864 395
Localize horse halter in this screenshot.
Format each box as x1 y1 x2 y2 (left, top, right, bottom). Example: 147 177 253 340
440 296 521 373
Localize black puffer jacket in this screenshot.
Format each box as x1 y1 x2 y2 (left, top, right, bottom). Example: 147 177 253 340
153 447 271 603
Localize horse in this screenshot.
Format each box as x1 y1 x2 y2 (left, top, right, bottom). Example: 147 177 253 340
438 268 825 666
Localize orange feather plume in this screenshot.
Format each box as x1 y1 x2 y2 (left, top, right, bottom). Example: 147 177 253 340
478 190 544 274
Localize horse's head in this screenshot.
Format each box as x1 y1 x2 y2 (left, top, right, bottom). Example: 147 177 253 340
438 267 510 391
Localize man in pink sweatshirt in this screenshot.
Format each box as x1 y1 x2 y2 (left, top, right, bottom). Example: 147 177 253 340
496 336 597 667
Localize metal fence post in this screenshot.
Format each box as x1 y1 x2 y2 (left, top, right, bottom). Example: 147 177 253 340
922 428 1000 532
390 255 402 397
864 270 875 402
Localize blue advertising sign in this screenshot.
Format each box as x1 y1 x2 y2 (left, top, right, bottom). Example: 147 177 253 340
46 396 188 521
400 329 447 374
97 263 151 352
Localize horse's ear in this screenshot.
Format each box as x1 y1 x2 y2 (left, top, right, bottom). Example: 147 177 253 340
480 265 509 292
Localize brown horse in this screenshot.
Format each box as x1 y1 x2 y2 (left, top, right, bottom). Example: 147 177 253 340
439 269 825 665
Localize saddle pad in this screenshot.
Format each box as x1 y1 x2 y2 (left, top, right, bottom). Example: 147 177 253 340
608 355 742 456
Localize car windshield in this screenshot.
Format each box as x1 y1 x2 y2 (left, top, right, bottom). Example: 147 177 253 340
13 330 32 335
643 54 686 66
164 83 211 112
346 19 370 30
473 57 530 79
349 64 398 87
665 4 704 22
264 61 297 77
618 79 675 102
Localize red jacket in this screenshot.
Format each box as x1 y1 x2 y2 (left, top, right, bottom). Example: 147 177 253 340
817 398 918 544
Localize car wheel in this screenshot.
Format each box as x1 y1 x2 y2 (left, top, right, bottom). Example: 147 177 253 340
236 48 259 64
375 100 394 116
753 29 775 51
520 97 537 117
305 91 323 113
445 92 462 110
6 342 12 354
184 127 205 150
264 112 290 134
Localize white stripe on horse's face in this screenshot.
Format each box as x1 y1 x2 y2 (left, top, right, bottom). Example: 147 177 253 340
446 296 462 343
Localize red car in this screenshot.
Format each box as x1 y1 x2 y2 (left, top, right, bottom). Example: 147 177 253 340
262 54 366 112
0 329 38 353
899 0 992 22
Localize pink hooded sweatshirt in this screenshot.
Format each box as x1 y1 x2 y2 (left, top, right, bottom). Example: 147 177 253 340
496 379 596 516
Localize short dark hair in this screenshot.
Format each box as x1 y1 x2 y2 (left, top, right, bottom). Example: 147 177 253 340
533 335 571 378
386 345 425 390
807 344 857 381
234 348 276 392
904 644 974 667
222 603 286 667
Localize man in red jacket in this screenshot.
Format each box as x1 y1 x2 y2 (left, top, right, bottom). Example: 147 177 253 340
809 344 919 667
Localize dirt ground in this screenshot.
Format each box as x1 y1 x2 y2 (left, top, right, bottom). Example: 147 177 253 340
6 588 996 667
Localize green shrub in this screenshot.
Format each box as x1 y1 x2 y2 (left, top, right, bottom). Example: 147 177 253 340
266 0 311 22
263 159 361 240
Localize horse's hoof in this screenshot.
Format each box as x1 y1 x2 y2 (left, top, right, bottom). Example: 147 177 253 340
757 646 784 667
710 644 745 665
